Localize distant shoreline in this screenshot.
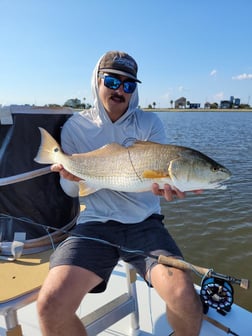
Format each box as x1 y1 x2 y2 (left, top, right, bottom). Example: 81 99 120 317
143 108 252 112
3 105 251 113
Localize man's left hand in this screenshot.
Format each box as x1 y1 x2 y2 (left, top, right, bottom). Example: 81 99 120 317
152 183 202 201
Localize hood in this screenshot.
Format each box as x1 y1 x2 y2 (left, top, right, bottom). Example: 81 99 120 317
88 54 139 126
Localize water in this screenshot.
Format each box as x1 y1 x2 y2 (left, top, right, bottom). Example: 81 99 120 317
155 111 252 311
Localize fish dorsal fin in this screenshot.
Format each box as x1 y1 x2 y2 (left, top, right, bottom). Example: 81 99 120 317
131 140 158 148
73 143 126 159
129 140 168 153
142 169 170 179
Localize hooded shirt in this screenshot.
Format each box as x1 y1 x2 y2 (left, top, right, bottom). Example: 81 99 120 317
60 55 168 224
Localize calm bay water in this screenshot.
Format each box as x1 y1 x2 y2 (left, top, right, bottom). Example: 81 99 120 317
155 111 252 311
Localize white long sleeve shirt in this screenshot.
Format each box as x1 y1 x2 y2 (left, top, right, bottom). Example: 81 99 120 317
60 55 167 225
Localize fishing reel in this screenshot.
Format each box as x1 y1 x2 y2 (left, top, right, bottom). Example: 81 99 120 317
200 277 234 315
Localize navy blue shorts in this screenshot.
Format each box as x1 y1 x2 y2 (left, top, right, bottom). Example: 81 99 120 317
50 214 183 293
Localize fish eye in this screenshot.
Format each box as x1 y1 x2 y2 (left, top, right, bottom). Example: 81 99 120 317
211 166 219 172
54 148 59 153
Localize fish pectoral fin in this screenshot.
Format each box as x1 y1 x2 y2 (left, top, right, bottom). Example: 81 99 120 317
79 181 97 197
142 170 170 179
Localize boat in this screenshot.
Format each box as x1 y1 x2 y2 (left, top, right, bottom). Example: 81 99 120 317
0 105 251 336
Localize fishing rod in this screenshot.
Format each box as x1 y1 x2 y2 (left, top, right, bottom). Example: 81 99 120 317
203 315 239 336
157 255 249 290
1 214 249 291
0 167 51 186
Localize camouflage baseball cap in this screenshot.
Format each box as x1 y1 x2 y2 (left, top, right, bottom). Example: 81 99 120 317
99 51 141 83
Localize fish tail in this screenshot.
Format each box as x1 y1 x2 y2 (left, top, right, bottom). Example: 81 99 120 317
34 127 62 164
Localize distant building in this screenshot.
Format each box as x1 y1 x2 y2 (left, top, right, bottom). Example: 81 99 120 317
175 97 186 109
220 96 241 109
234 98 240 108
220 100 232 109
204 102 211 109
189 103 200 109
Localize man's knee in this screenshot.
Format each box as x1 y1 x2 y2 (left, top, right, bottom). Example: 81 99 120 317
37 288 60 322
152 266 201 311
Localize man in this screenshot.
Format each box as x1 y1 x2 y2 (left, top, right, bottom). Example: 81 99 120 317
37 51 203 335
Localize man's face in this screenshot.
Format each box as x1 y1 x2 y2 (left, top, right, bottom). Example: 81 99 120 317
98 73 136 122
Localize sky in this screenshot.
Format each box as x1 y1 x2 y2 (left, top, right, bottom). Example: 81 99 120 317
0 0 252 108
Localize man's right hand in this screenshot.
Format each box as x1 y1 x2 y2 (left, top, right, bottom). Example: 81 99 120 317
51 164 81 182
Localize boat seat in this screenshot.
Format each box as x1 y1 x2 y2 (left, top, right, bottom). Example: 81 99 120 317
0 106 139 335
0 250 140 336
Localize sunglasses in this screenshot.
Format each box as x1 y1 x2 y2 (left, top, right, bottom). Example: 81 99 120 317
98 73 137 94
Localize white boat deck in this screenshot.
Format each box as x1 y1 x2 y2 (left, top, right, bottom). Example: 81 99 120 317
1 261 251 336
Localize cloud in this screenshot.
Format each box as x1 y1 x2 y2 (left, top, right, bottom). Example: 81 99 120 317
214 92 224 101
210 69 217 76
232 73 252 80
162 91 172 100
178 86 189 93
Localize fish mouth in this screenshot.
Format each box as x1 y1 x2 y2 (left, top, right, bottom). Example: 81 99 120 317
211 167 232 185
209 176 231 189
219 166 232 176
211 182 228 190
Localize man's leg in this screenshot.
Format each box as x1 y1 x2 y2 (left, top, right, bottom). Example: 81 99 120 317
37 264 103 336
149 263 203 336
